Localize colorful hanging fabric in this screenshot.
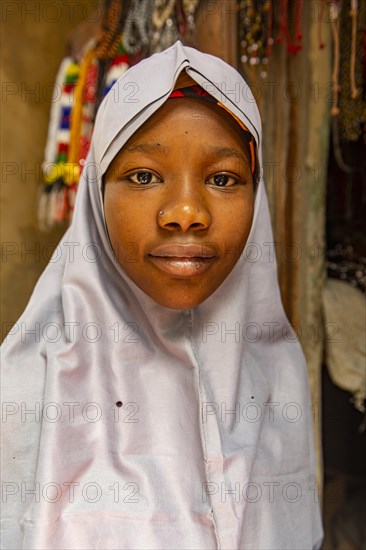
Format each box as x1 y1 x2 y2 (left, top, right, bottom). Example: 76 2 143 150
43 57 75 168
43 59 80 185
102 45 129 98
39 40 129 230
38 58 80 230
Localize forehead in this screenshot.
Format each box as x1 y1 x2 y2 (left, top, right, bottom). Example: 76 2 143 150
115 98 251 155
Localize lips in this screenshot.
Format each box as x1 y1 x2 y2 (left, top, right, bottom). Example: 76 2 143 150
148 243 217 277
149 243 217 258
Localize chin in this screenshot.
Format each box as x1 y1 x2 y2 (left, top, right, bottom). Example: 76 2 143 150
152 292 210 311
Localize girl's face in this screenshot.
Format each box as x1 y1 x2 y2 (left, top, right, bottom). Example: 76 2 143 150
104 97 255 309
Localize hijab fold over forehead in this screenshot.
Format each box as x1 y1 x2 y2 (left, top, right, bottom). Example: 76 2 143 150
1 41 323 550
94 41 260 177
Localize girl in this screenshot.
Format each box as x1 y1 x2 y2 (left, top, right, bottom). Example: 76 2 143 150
1 41 323 549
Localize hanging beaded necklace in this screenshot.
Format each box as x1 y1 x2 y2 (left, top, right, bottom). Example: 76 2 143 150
123 0 151 54
239 0 305 79
239 0 273 79
150 0 178 52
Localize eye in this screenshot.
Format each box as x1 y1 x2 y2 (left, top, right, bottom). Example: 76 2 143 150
206 173 240 187
126 170 161 185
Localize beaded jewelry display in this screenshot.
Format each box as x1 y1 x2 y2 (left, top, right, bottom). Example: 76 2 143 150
335 0 365 142
102 46 129 98
123 0 152 54
122 0 200 55
151 0 179 52
39 0 129 229
38 59 80 228
328 243 366 294
238 0 304 79
238 0 273 79
94 0 124 59
182 0 200 31
319 0 366 174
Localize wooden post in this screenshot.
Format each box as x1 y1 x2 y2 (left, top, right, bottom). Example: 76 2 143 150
196 0 238 66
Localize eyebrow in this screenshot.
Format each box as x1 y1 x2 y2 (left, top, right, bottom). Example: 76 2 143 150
123 143 169 155
204 146 250 165
124 143 249 164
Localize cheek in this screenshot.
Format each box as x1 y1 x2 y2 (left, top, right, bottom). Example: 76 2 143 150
216 196 254 255
104 189 154 244
104 191 141 260
238 200 254 240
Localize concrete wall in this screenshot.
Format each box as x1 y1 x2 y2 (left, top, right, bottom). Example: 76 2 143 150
1 0 97 339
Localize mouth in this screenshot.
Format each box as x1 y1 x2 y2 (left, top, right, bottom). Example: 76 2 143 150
148 244 217 277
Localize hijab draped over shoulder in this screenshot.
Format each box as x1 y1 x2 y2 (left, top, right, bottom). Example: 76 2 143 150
1 42 323 550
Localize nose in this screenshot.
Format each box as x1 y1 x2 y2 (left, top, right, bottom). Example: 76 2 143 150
157 195 211 233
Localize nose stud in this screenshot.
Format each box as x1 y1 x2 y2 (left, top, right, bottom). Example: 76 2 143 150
159 210 165 217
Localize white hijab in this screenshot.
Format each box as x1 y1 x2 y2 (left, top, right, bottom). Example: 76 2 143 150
1 41 323 550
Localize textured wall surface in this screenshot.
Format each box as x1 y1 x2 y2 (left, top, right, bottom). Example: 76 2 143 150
1 0 96 339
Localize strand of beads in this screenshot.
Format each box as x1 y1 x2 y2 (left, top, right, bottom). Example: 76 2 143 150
123 0 152 54
182 0 200 42
94 0 124 59
150 0 178 52
239 0 272 79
